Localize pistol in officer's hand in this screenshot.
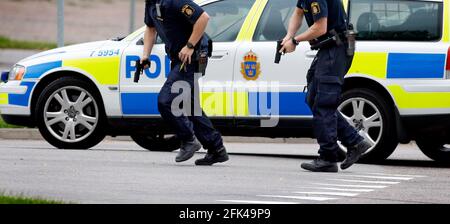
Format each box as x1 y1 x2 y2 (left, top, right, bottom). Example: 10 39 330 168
275 40 285 64
134 59 150 83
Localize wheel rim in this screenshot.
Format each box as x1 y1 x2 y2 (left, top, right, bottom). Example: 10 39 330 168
338 97 383 154
43 86 99 143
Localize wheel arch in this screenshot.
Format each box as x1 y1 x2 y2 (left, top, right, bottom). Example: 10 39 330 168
30 70 107 123
343 76 410 143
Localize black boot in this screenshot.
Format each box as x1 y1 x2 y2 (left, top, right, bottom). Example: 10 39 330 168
195 146 229 166
301 158 338 172
340 140 372 170
175 138 201 163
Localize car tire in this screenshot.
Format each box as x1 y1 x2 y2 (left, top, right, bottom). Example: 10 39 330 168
338 88 398 163
35 77 106 149
131 134 181 152
415 138 450 163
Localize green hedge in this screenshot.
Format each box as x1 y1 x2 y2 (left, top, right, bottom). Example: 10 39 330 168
0 194 64 204
0 36 57 50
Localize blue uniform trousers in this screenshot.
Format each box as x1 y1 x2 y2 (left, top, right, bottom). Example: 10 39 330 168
158 60 224 151
306 44 364 162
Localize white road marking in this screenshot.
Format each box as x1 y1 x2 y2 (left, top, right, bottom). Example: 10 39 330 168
362 173 426 178
297 187 374 192
329 178 400 185
292 191 359 197
312 183 388 188
218 200 299 204
345 175 413 181
219 172 420 204
258 195 337 201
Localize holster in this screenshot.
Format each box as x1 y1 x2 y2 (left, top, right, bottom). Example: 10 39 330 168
310 29 344 50
195 52 208 76
194 34 212 76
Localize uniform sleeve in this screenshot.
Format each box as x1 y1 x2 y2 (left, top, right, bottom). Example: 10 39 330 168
171 0 205 24
297 0 303 9
144 2 154 27
309 0 328 22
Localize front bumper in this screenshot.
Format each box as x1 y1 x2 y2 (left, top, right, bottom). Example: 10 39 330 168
0 81 32 116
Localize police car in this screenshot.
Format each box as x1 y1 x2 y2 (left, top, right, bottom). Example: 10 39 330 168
0 0 449 163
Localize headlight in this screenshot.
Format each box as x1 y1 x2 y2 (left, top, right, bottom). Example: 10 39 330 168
9 65 26 81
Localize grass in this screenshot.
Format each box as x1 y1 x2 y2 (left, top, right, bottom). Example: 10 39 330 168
0 36 57 50
0 194 65 204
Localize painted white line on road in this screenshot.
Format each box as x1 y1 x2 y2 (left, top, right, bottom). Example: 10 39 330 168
312 183 387 189
345 175 413 181
329 179 400 185
258 195 337 201
293 191 359 197
363 172 426 178
218 200 299 204
297 187 374 193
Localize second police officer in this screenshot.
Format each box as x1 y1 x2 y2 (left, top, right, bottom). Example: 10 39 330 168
141 0 229 165
280 0 372 172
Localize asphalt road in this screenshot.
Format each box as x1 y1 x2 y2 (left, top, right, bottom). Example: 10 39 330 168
0 139 449 204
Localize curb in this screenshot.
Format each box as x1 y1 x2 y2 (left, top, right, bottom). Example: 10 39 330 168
0 128 316 144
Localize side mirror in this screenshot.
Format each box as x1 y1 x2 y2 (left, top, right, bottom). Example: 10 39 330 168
136 36 163 45
1 71 9 83
136 38 144 45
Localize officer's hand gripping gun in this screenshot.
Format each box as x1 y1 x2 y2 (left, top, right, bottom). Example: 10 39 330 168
133 59 150 83
274 40 285 64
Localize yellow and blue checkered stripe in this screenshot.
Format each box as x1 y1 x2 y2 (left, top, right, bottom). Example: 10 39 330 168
121 91 313 116
349 52 447 79
7 55 120 107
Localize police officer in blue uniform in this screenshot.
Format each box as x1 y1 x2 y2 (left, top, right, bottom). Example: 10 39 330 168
280 0 372 172
142 0 228 165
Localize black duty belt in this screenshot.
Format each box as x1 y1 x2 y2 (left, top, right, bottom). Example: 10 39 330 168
310 30 347 50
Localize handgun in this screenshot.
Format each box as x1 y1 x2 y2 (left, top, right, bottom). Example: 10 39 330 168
133 59 150 83
275 40 285 64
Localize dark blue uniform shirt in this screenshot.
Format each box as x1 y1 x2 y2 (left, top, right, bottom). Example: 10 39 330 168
145 0 204 57
297 0 347 34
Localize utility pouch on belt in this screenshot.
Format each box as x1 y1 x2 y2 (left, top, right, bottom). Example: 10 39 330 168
345 23 357 56
194 34 212 76
310 29 343 50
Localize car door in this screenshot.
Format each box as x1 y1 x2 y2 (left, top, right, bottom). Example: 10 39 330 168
119 33 169 116
118 0 257 118
233 0 312 125
199 0 257 118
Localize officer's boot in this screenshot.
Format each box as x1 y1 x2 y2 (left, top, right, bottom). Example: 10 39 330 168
301 158 338 172
175 138 202 163
340 140 372 170
195 146 229 166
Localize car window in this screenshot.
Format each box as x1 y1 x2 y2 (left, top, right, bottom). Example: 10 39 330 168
253 0 308 42
350 0 442 41
203 0 255 42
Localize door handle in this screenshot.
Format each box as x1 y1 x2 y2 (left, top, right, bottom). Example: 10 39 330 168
305 50 318 58
210 51 229 60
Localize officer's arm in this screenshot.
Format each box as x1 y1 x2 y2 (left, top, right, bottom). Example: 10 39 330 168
188 12 210 46
143 26 157 59
294 17 327 42
286 8 304 39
